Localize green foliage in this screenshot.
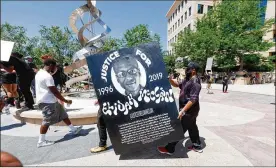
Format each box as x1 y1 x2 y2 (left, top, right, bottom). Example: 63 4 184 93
37 26 82 65
1 23 82 67
99 37 122 53
122 24 161 48
163 55 176 74
1 22 28 55
100 24 162 54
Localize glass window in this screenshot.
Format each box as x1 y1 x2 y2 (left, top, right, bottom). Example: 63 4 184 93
175 9 177 16
181 1 184 8
188 24 191 30
173 13 174 19
189 7 192 16
178 19 180 26
181 15 183 23
185 0 187 4
173 25 174 31
178 5 180 12
185 12 187 20
175 23 177 29
208 6 213 11
198 4 204 14
175 35 177 42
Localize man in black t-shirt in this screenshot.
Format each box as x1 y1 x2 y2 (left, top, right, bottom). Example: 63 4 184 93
222 73 229 93
158 62 203 155
52 65 65 92
0 53 35 110
25 56 38 98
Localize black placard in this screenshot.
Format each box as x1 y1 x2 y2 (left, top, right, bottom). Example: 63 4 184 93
86 42 184 155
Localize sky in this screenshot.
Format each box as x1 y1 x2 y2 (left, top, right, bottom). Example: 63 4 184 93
1 1 173 50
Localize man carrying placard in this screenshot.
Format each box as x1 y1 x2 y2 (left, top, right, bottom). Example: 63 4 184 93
158 62 203 155
90 100 109 153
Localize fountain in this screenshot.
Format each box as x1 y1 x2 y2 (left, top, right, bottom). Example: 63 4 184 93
10 0 110 126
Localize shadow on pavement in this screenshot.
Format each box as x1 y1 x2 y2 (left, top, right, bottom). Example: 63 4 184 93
0 123 26 131
55 128 95 144
119 137 206 160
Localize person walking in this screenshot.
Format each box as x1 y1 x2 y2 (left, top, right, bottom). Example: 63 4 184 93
90 100 108 153
222 73 229 93
206 71 213 94
157 62 203 155
214 73 219 83
35 58 82 147
0 66 18 107
0 52 35 110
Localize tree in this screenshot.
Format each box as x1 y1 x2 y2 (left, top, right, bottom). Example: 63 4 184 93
1 22 29 55
214 0 274 71
163 54 176 74
99 37 122 53
37 26 82 65
122 24 161 48
173 0 274 72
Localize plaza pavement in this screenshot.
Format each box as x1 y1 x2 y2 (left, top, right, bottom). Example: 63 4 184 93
0 83 275 166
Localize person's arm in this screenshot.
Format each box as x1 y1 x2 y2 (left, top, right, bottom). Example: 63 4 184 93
45 75 71 104
169 78 179 87
1 66 14 73
178 83 201 120
168 74 179 87
48 86 70 103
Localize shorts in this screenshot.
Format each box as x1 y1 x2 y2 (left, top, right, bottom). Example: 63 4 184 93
38 102 68 126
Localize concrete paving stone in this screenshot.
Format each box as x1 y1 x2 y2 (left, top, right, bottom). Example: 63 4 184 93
1 86 275 166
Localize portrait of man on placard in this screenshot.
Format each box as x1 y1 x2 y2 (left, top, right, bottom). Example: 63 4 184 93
111 55 147 97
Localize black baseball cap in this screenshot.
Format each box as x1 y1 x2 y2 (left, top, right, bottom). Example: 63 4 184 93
187 62 200 72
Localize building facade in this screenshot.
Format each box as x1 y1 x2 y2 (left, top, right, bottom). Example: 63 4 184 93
166 0 214 55
261 0 275 58
166 0 275 58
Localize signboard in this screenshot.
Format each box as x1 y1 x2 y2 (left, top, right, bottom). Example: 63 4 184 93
86 42 184 155
205 57 213 71
1 40 14 61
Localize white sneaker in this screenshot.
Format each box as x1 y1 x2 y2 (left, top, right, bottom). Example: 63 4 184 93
37 140 55 148
70 126 83 135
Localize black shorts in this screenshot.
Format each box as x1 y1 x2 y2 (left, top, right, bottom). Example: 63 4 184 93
2 73 16 84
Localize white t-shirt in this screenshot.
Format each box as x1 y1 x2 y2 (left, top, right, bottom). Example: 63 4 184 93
35 69 57 104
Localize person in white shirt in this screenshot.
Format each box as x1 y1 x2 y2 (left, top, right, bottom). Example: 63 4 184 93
35 58 82 148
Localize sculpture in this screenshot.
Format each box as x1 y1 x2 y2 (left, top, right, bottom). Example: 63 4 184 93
64 0 111 86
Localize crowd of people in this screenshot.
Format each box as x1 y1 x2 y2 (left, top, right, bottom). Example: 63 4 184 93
0 53 71 113
1 55 83 157
0 51 273 166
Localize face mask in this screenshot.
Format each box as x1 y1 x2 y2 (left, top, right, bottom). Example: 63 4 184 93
185 68 193 80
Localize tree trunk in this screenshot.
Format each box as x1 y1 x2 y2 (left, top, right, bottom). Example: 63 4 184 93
239 56 244 71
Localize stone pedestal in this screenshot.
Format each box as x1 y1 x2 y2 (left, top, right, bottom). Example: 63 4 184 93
10 96 99 126
234 71 248 85
235 76 248 85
